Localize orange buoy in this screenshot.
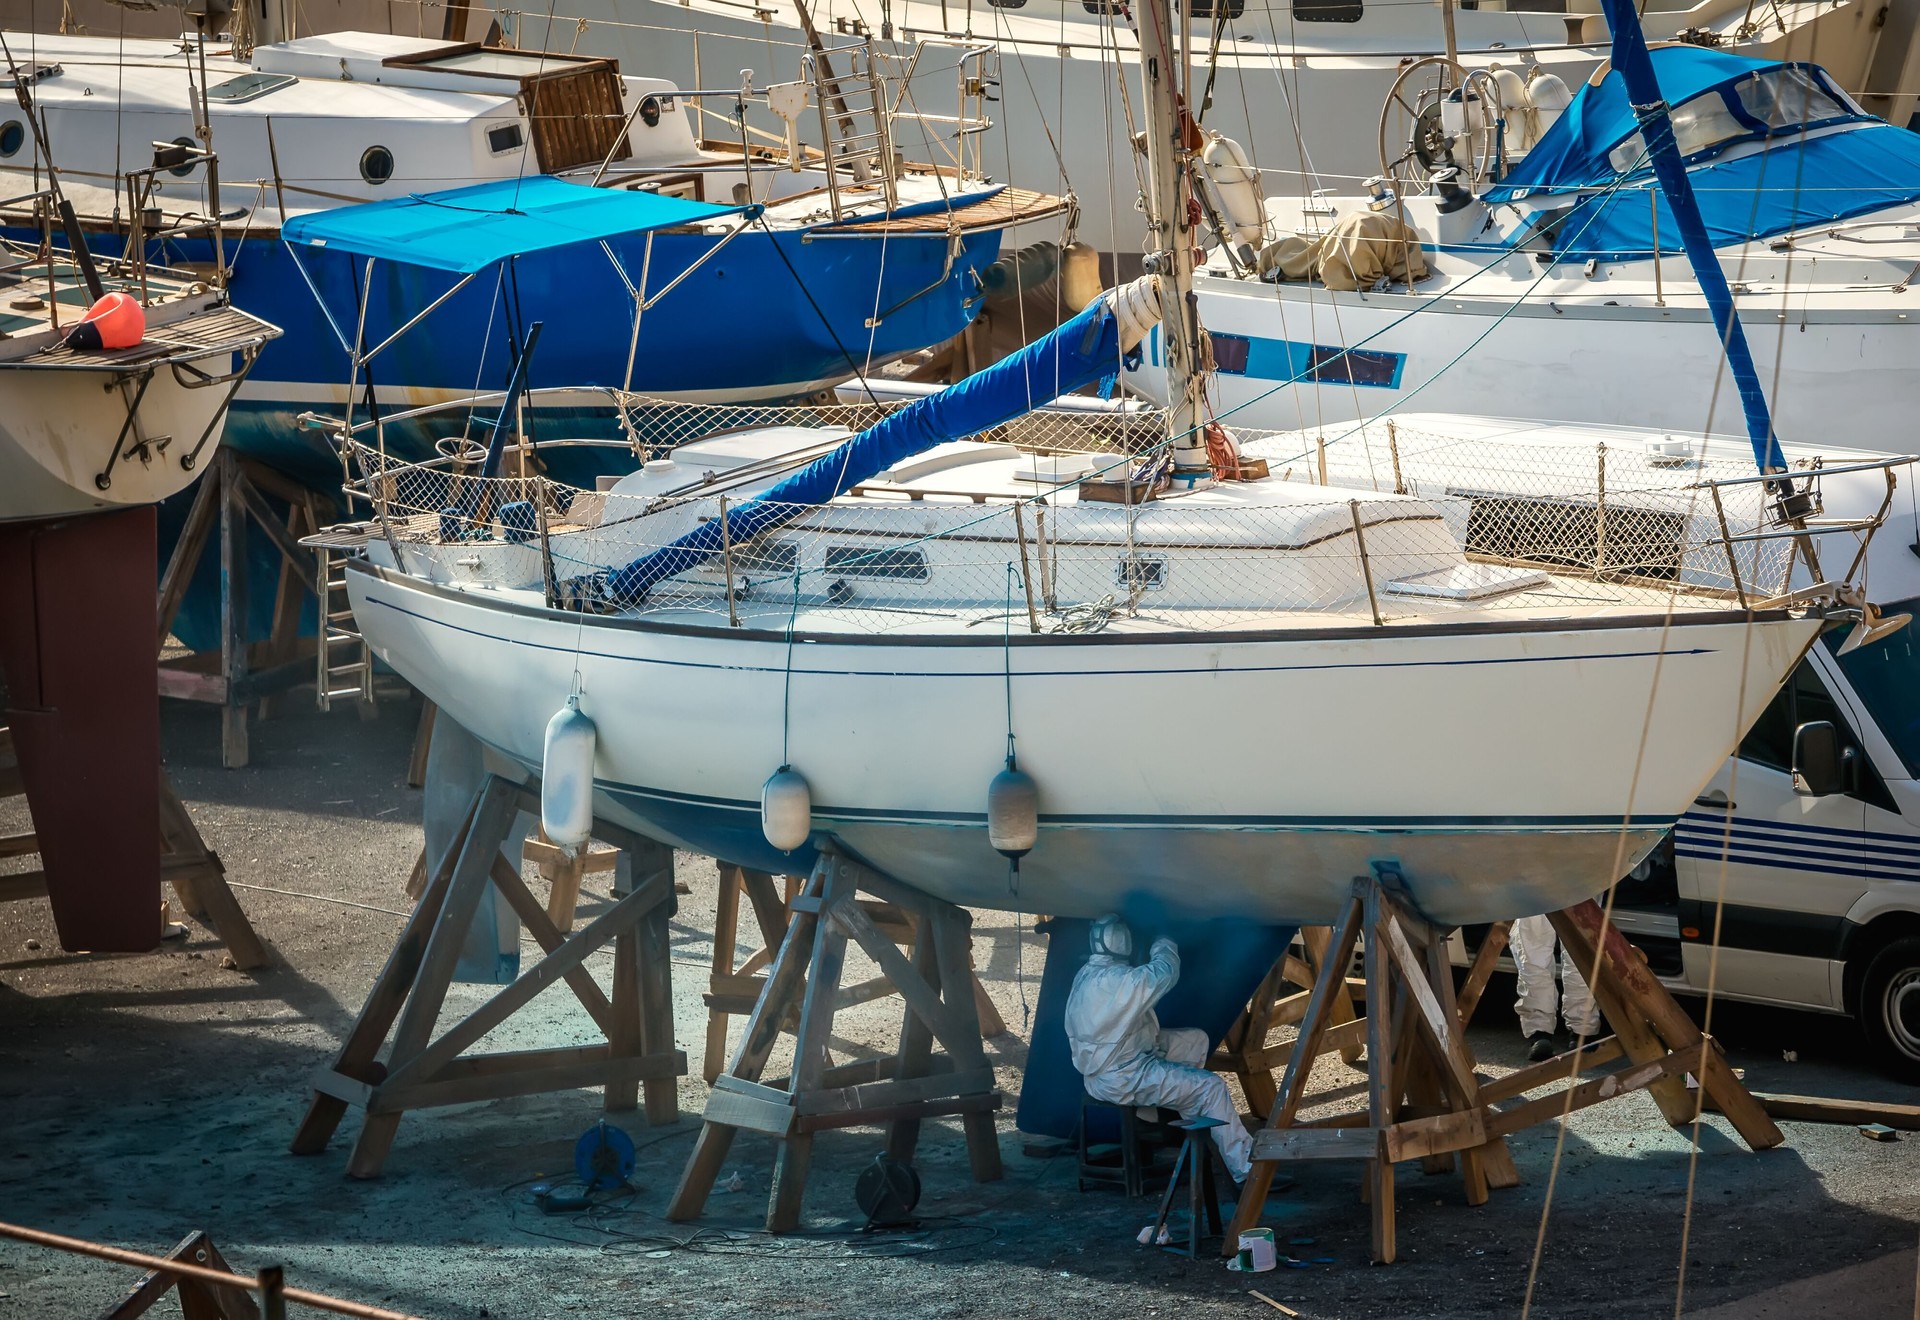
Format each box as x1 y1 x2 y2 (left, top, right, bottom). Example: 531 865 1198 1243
63 291 146 352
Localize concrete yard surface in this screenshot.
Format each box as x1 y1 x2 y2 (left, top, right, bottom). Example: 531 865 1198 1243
0 695 1917 1319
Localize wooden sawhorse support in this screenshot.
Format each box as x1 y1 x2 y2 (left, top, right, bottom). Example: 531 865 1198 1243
670 843 1004 1232
1226 874 1784 1263
1212 924 1365 1118
700 863 1008 1083
0 729 267 968
290 775 686 1177
156 451 336 769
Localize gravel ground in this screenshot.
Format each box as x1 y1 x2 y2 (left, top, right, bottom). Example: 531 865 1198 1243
0 694 1915 1319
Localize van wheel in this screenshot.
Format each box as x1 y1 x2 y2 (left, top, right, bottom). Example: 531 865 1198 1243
1860 937 1920 1083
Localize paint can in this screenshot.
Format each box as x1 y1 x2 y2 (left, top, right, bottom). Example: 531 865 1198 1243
1236 1227 1278 1273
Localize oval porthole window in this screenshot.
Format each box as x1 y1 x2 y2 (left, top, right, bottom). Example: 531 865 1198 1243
359 145 395 186
0 121 23 157
167 135 197 177
639 94 662 128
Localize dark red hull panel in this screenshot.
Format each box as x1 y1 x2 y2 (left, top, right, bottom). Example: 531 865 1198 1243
0 506 162 951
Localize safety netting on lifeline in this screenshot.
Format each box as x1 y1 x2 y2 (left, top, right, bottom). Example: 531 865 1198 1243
336 401 1830 638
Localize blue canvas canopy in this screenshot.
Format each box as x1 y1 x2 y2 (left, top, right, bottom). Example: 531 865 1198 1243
1486 48 1873 202
280 176 753 274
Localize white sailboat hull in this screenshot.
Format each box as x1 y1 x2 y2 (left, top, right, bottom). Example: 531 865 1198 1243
0 356 237 522
351 560 1819 925
1135 270 1920 452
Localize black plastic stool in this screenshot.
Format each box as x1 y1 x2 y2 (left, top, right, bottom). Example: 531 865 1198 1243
1076 1097 1177 1197
1148 1116 1226 1257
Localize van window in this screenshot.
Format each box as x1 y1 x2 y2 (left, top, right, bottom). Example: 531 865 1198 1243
1741 658 1896 809
1823 595 1920 778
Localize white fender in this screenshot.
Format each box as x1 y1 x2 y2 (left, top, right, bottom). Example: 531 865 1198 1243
1200 132 1268 248
1526 69 1573 145
541 695 597 853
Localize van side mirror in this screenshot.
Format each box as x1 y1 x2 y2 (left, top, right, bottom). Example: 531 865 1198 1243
1791 721 1845 797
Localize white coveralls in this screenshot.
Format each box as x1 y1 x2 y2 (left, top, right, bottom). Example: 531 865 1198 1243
1064 932 1255 1182
1511 914 1601 1039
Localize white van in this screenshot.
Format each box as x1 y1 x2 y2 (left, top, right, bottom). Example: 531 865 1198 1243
1281 415 1920 1080
1608 614 1920 1080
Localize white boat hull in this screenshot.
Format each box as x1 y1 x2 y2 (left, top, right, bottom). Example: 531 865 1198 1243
1134 275 1920 453
350 560 1820 925
0 356 236 522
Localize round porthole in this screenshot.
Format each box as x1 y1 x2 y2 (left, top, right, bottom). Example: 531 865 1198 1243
639 94 662 128
0 121 23 158
359 145 395 186
167 135 197 177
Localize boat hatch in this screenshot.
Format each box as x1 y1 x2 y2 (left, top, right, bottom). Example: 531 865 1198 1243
206 72 295 104
380 43 631 173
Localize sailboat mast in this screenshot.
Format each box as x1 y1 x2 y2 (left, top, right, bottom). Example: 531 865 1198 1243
1136 0 1210 475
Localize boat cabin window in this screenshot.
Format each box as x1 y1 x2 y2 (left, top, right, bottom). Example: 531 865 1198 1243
360 145 395 185
0 121 21 158
1605 65 1856 174
824 546 930 580
739 539 799 576
1117 556 1167 591
988 0 1026 8
1294 0 1363 20
486 124 525 155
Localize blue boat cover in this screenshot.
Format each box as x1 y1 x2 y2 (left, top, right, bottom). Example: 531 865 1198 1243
1534 125 1920 258
597 290 1131 605
280 176 753 274
1486 48 1871 201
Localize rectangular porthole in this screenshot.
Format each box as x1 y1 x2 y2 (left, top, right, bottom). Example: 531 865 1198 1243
1307 344 1403 388
487 123 526 155
825 546 931 580
739 539 799 575
1294 0 1362 19
1211 333 1251 375
1117 556 1166 591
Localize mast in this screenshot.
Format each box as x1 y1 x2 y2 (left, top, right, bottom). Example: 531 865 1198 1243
1135 0 1210 477
1595 0 1785 476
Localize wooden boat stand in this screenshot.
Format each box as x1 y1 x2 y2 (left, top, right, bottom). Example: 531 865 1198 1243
0 728 267 968
1225 869 1785 1264
157 451 342 769
1211 923 1366 1115
700 861 1007 1083
669 842 1004 1232
290 774 686 1178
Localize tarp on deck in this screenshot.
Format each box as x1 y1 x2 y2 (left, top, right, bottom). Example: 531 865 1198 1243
280 176 753 274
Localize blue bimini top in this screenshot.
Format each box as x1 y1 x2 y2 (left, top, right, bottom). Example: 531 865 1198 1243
281 175 754 274
1481 48 1920 258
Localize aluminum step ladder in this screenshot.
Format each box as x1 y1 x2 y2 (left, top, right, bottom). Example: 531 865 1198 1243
313 541 375 714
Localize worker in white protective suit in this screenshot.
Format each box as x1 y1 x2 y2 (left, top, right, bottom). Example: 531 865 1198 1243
1064 915 1254 1183
1511 914 1602 1062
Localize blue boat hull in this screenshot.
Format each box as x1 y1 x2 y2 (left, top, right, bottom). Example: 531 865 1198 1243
55 220 1001 482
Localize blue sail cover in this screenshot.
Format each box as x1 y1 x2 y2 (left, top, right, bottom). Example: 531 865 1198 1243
599 293 1129 605
281 176 752 274
1585 4 1786 472
1482 48 1920 259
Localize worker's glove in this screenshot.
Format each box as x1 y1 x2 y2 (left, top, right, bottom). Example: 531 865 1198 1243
1150 937 1177 960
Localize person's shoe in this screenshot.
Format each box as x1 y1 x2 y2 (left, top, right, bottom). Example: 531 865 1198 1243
1526 1032 1558 1063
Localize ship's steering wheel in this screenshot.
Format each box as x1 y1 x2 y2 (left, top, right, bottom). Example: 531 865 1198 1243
1378 56 1490 196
